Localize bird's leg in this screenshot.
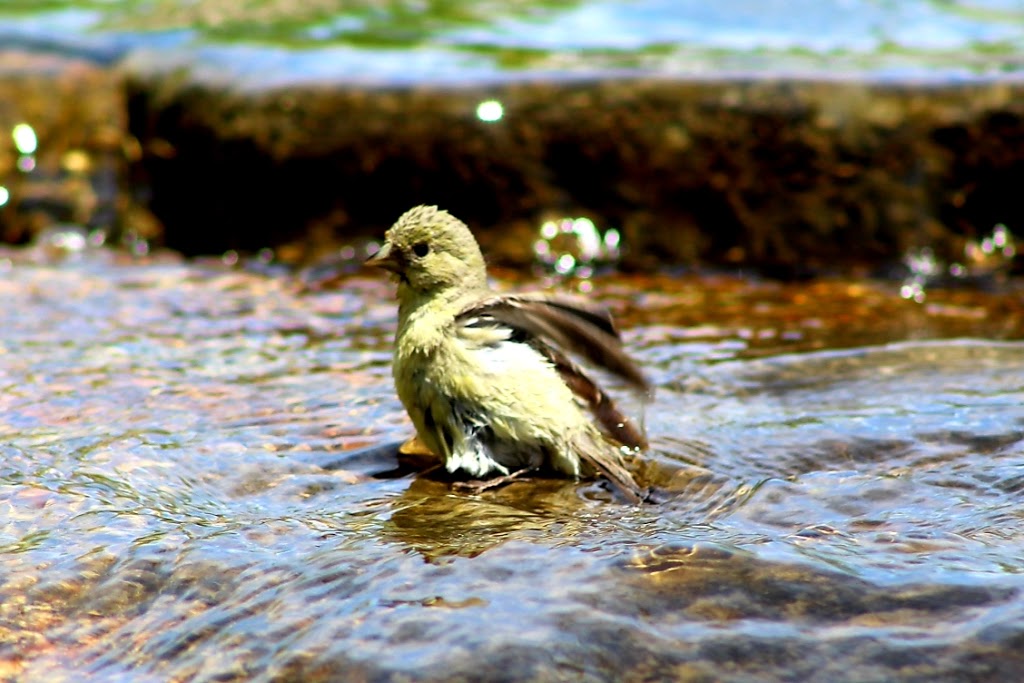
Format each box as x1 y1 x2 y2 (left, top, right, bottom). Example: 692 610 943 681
452 467 535 493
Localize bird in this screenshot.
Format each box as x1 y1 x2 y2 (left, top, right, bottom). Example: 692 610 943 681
366 205 651 502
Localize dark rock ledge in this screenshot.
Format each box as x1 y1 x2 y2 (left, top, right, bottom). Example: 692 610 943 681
2 48 1022 271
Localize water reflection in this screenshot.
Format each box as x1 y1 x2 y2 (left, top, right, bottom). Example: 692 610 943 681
1 251 1024 680
475 98 503 122
12 123 37 154
3 0 1024 77
12 122 38 173
901 223 1018 302
0 111 128 251
533 215 621 280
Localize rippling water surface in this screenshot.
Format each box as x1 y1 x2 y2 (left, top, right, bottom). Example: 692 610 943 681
2 248 1024 681
1 0 1023 79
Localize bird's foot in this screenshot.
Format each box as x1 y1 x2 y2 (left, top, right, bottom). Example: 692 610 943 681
452 468 535 494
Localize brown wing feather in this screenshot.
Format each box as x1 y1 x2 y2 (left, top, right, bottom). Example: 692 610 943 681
457 293 651 502
535 343 648 450
574 432 650 504
512 293 622 338
460 294 651 395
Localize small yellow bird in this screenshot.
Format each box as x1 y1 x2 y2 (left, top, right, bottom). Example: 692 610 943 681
367 205 651 502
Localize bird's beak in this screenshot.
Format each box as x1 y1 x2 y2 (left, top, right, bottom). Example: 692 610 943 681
366 241 402 274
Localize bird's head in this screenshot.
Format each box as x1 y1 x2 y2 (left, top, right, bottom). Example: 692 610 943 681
367 205 487 295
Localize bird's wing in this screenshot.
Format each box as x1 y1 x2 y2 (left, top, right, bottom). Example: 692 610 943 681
456 293 650 450
458 294 650 392
536 342 648 450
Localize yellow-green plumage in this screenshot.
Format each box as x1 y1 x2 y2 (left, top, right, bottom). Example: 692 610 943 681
368 205 650 502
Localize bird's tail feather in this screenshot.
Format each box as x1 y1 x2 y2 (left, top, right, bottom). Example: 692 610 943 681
575 434 649 504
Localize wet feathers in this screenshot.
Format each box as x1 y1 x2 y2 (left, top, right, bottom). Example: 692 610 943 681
368 205 651 502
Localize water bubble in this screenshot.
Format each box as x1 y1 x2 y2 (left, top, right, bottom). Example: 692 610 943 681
88 229 107 248
222 250 239 266
604 228 621 257
476 100 503 122
900 282 925 303
0 186 9 207
992 224 1009 248
964 223 1017 270
62 150 91 174
572 217 601 261
554 253 576 275
532 215 625 278
904 247 939 278
900 247 940 302
32 225 90 262
42 225 88 252
991 223 1016 257
12 123 37 155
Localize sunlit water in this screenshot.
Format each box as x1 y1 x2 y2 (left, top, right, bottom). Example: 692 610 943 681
1 0 1024 80
2 249 1024 681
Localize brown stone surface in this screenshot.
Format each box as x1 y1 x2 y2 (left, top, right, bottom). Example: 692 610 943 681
122 68 1024 271
0 51 158 246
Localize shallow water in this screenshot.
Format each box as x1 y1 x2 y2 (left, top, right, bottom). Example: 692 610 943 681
2 0 1024 80
2 248 1024 681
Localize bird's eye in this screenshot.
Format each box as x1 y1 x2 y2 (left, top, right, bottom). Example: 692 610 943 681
412 242 430 257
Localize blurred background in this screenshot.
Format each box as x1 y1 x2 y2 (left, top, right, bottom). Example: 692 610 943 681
0 0 1022 276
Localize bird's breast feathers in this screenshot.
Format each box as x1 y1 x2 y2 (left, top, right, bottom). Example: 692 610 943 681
393 311 587 476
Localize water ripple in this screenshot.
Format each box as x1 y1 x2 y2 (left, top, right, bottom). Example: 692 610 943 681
3 258 1024 681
